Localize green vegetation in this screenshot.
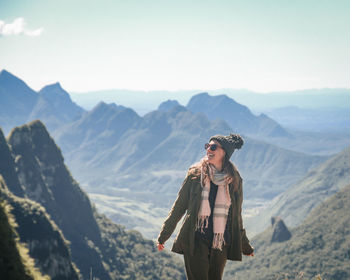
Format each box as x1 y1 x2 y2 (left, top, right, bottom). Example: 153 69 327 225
95 210 185 280
0 177 49 280
224 184 350 280
247 145 350 234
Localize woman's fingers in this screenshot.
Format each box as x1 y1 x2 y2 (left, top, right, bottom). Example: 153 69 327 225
157 244 164 251
157 243 165 251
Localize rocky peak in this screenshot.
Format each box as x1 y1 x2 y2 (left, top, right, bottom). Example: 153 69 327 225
8 120 64 166
38 82 73 105
6 120 108 279
270 216 292 243
158 99 181 111
0 69 20 83
39 82 65 95
0 69 36 95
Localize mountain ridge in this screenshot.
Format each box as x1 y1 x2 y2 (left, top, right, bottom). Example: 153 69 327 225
0 70 85 134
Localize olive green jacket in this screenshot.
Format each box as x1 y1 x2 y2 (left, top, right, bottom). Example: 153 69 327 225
157 165 254 261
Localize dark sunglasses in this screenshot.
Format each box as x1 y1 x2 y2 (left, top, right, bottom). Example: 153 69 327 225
204 143 221 151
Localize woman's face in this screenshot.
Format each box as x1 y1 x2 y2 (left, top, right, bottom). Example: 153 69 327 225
206 140 226 168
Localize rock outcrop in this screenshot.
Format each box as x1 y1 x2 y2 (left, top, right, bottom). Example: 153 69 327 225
270 216 292 243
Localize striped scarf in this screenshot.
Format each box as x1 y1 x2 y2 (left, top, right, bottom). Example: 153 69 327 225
196 162 232 250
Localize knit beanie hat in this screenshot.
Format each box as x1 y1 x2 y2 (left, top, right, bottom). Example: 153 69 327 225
209 133 244 158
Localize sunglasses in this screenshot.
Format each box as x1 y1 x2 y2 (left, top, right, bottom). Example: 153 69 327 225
204 143 221 151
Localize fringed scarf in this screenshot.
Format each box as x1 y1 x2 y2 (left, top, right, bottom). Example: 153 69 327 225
196 161 232 250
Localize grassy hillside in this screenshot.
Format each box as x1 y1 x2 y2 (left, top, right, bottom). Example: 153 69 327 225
224 184 350 280
0 184 80 280
246 146 350 235
0 177 49 280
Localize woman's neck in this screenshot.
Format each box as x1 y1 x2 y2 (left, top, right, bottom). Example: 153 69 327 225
212 162 223 172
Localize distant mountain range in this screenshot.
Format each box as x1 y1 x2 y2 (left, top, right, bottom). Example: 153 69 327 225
262 106 350 133
69 87 350 116
53 100 327 200
0 121 185 280
224 183 350 280
245 145 350 235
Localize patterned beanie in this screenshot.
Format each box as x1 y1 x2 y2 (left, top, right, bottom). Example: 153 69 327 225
209 133 244 158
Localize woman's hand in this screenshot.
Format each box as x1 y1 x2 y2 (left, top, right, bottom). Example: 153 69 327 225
157 243 164 251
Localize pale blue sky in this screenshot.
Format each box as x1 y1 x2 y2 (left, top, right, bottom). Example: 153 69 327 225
1 0 349 92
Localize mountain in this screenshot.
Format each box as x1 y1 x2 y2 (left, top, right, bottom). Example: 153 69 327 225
28 83 84 131
224 184 350 280
0 178 48 280
55 103 324 198
0 70 38 133
0 128 24 197
231 137 327 199
54 103 231 190
0 70 85 135
158 99 181 111
186 92 290 138
0 121 185 280
246 145 350 235
53 101 140 153
0 179 80 280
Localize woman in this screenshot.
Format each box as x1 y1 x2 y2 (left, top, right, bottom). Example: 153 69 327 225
157 133 254 280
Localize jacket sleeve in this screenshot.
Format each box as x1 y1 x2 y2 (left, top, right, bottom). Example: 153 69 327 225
157 172 191 245
237 175 254 255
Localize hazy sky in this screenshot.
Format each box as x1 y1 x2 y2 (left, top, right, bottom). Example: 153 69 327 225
1 0 349 92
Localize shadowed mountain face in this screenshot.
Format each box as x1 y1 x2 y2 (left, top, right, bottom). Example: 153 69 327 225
0 179 44 280
7 121 108 279
0 70 84 134
0 129 24 197
0 121 185 280
0 179 80 280
186 92 291 138
224 184 350 280
246 146 350 235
